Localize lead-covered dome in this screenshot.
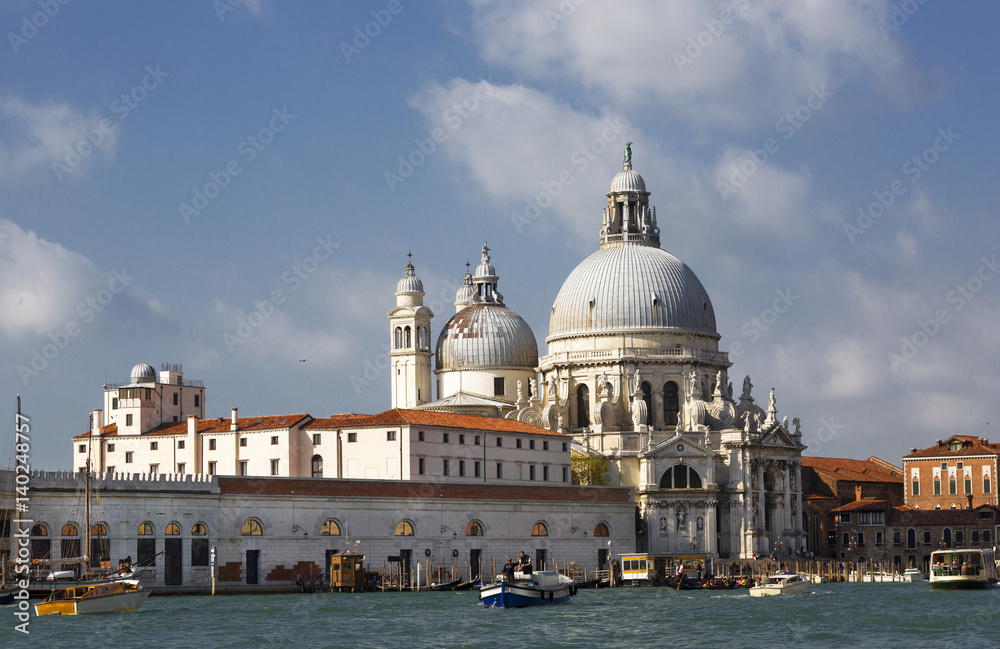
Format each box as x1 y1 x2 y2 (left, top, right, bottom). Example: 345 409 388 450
130 362 156 382
396 259 424 294
436 304 538 370
548 239 716 340
611 168 646 193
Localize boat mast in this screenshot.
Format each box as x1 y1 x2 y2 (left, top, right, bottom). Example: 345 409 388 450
84 435 91 577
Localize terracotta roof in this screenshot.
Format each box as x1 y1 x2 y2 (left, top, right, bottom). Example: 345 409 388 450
77 414 312 438
903 435 1000 459
888 505 1000 526
73 423 118 439
830 499 891 513
802 456 903 483
305 408 567 437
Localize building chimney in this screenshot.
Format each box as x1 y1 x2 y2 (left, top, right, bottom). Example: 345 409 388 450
92 409 103 435
936 439 943 446
967 494 974 509
910 448 917 454
231 407 238 432
855 485 863 501
187 415 201 475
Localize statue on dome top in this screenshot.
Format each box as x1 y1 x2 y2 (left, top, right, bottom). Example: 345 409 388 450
481 241 490 263
624 141 633 167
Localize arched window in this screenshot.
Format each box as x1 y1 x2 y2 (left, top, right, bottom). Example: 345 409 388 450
949 476 957 495
321 520 341 536
531 522 548 537
395 520 414 536
31 524 51 563
312 454 324 478
192 523 208 536
663 381 679 427
466 521 484 537
91 523 108 536
32 523 48 536
404 326 412 348
593 523 610 537
394 327 402 349
137 522 154 536
911 478 919 496
933 476 941 495
61 523 78 537
576 384 590 428
942 528 952 548
660 465 703 489
241 518 263 536
90 523 110 568
641 381 652 425
191 523 209 567
906 528 916 549
165 522 181 535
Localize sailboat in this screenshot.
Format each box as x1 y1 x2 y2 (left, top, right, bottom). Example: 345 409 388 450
31 407 151 614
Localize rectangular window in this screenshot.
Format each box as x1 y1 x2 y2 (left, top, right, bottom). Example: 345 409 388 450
149 464 159 475
923 531 932 544
840 513 851 523
494 377 505 396
957 462 964 469
112 397 118 410
240 438 247 447
562 467 568 482
459 460 466 477
875 531 883 546
893 531 901 545
107 443 115 452
126 414 133 426
956 530 965 545
912 480 919 496
934 479 941 495
150 441 158 450
949 478 957 495
529 440 535 450
418 431 425 441
271 436 279 445
986 476 992 494
78 444 85 453
475 461 481 478
312 433 321 445
857 532 865 546
972 530 981 544
106 466 114 473
475 435 480 445
496 438 502 447
177 440 185 449
348 432 357 442
443 433 450 443
516 439 522 449
177 463 185 474
543 466 549 481
985 530 993 544
496 462 503 479
562 443 568 452
459 434 465 444
209 438 217 451
125 452 133 464
842 532 850 546
418 458 425 475
208 461 216 476
270 459 279 475
173 393 178 406
239 461 248 476
529 465 536 481
543 441 549 451
387 431 396 441
941 462 948 470
194 394 200 407
443 459 450 476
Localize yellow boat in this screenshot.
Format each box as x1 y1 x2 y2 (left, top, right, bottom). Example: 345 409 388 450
34 579 150 615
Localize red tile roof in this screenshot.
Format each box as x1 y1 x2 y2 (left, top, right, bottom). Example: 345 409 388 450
830 499 891 513
802 456 903 483
75 415 312 438
903 435 1000 459
306 408 567 437
73 423 119 439
888 505 1000 526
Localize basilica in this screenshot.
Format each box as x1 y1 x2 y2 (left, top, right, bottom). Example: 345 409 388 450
392 145 807 559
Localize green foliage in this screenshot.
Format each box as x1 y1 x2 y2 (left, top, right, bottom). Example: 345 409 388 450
571 451 610 486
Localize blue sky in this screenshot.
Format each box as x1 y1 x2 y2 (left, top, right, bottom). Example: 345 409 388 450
2 0 998 469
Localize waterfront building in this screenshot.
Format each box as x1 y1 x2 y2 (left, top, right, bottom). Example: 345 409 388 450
902 435 1000 510
4 468 633 591
800 456 904 558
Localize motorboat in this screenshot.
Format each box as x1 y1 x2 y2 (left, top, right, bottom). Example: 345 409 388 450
929 549 997 589
846 570 906 583
902 567 923 582
748 571 808 596
479 570 575 608
34 579 150 615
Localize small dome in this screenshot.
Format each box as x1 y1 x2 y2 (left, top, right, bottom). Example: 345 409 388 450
436 304 538 371
396 260 424 294
455 272 474 309
130 363 156 382
610 168 646 193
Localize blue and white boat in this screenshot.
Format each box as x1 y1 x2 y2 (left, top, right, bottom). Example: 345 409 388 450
479 570 575 608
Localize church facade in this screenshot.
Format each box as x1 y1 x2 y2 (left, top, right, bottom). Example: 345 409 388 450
393 145 806 559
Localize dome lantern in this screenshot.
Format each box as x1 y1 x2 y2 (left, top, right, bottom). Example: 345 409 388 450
601 142 659 249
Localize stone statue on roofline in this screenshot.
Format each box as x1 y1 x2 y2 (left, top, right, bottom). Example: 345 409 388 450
624 141 632 167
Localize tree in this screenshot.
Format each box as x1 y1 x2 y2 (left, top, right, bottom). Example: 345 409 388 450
571 451 610 486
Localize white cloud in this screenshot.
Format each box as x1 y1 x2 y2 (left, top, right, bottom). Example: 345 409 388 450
466 0 925 130
0 96 118 182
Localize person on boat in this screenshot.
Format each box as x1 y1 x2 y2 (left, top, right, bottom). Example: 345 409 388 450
502 557 515 582
517 551 532 576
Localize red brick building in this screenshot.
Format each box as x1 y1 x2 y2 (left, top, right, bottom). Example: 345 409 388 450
902 436 999 510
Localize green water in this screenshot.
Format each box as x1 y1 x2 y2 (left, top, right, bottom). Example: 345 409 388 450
2 582 998 648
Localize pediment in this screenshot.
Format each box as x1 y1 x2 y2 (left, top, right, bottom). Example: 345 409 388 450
644 433 713 459
757 424 801 450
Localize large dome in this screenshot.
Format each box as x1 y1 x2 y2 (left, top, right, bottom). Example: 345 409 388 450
436 304 538 370
548 245 716 340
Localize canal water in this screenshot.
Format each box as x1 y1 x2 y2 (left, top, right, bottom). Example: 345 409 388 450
3 582 999 648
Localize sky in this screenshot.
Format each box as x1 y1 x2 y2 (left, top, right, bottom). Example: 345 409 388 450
1 0 998 470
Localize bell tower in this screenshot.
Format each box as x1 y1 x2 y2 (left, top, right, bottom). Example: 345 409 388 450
388 254 433 408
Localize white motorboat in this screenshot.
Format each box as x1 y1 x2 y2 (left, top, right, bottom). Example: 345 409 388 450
749 571 808 596
846 570 906 583
929 549 997 589
902 567 923 582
